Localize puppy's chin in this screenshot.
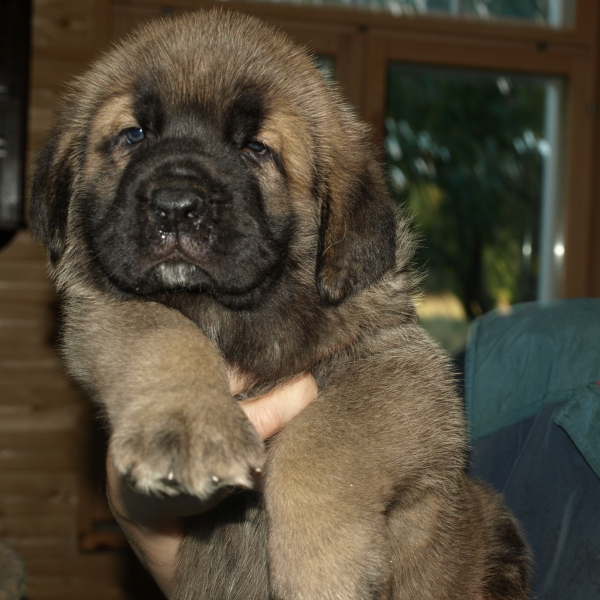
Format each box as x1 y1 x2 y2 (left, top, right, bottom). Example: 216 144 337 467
106 256 281 309
154 260 203 290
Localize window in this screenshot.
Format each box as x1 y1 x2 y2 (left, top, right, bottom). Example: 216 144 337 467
360 0 597 349
385 65 566 350
246 0 575 28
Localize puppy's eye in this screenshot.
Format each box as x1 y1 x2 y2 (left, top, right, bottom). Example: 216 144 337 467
244 140 269 156
122 127 146 145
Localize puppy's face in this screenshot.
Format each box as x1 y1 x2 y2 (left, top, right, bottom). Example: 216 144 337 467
31 11 398 308
80 86 295 300
70 22 326 303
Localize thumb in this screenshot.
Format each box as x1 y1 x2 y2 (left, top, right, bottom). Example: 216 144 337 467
239 373 318 440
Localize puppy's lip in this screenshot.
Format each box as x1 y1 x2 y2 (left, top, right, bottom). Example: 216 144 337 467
138 252 276 299
150 231 209 263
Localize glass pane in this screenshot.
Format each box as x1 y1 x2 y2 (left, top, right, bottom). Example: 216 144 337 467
385 64 566 353
314 54 336 81
387 0 575 26
248 0 575 27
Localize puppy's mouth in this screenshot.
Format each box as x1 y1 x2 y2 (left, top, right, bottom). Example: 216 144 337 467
140 187 270 294
137 181 216 285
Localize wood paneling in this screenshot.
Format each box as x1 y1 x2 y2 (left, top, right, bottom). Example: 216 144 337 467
1 0 161 597
2 1 598 599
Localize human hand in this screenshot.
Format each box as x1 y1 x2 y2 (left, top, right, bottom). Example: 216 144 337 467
106 373 318 597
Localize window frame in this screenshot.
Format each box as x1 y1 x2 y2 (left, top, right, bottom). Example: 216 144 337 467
362 4 598 300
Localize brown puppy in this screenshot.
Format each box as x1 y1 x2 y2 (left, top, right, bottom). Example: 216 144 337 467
30 10 530 600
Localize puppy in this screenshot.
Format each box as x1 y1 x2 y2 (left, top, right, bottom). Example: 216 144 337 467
30 10 530 599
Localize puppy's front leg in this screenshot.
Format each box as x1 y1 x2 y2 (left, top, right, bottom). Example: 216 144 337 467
264 335 467 600
63 293 263 499
264 391 396 600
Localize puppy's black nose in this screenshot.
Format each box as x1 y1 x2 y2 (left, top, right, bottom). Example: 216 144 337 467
152 186 205 221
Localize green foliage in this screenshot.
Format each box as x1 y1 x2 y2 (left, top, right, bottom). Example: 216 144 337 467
385 66 551 318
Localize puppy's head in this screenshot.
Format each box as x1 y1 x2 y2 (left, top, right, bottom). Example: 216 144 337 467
30 10 396 307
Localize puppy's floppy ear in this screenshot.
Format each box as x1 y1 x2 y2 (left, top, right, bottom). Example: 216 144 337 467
316 157 397 305
29 136 73 264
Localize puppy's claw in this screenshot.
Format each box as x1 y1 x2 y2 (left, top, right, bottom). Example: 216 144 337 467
159 468 181 489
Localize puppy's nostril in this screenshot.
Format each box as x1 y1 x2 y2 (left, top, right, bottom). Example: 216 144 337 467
152 187 205 220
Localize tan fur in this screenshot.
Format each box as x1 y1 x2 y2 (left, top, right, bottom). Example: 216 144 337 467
82 94 138 177
30 10 530 600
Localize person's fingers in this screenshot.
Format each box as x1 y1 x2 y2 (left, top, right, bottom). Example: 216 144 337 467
239 373 318 440
105 456 182 598
104 373 317 599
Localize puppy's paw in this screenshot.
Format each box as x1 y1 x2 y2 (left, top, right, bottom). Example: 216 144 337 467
109 397 264 499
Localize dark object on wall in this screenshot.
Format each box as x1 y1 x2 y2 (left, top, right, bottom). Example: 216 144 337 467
0 0 31 250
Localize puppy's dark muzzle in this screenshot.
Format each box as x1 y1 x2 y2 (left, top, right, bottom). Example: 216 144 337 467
96 139 290 301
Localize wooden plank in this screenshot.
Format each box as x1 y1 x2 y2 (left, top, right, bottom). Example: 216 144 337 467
0 446 78 471
24 550 164 599
29 53 91 90
0 284 55 304
0 405 82 433
116 0 596 48
0 324 57 348
0 339 59 360
0 231 48 261
0 471 79 497
0 513 77 538
0 310 54 330
1 369 75 390
25 553 125 579
0 488 78 517
33 0 102 52
0 386 83 407
1 370 67 388
0 261 52 285
4 536 77 560
0 430 80 450
111 4 164 39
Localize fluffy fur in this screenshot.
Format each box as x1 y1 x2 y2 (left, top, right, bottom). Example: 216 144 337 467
30 10 530 600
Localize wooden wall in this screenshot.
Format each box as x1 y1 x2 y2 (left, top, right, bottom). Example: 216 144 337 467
1 1 599 598
1 1 162 598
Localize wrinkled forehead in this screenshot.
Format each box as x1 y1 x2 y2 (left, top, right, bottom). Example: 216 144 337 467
76 14 325 189
124 17 311 106
89 27 316 137
136 72 271 139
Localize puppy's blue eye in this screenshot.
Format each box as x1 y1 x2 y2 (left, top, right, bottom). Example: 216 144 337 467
122 127 145 145
245 140 268 155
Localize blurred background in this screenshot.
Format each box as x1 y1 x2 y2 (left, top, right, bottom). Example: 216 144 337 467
0 0 599 598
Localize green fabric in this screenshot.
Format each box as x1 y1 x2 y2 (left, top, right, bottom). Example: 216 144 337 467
465 299 600 479
554 383 600 479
